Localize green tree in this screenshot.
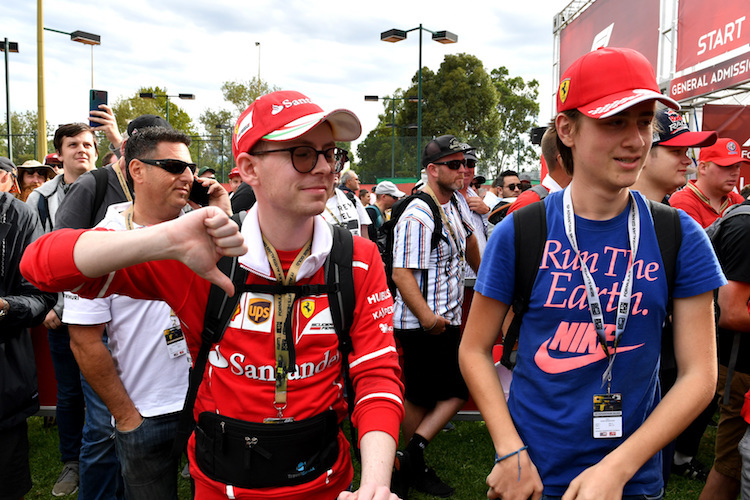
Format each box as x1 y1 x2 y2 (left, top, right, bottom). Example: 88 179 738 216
357 53 501 181
221 77 280 113
110 86 200 166
486 66 540 175
0 110 53 164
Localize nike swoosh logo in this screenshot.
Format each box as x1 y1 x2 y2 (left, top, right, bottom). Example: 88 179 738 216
534 339 644 374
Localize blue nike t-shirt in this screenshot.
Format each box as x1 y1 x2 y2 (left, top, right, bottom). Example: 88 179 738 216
475 189 725 497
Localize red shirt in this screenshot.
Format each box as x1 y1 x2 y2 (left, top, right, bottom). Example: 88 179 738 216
21 222 404 500
669 180 745 228
506 186 550 216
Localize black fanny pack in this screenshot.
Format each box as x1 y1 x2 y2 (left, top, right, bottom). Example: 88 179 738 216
194 410 339 489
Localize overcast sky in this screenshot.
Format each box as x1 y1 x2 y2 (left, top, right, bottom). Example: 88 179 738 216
4 0 570 154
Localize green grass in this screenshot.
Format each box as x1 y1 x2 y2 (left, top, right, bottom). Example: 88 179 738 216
27 416 715 499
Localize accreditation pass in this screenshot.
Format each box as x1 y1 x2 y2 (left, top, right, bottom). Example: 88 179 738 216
593 393 622 439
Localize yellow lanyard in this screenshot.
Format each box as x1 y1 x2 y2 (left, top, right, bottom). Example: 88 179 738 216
422 185 464 263
122 205 136 230
113 162 133 203
262 236 312 418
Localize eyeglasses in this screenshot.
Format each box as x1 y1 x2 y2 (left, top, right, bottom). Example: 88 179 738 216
248 146 349 173
505 183 522 191
138 158 196 174
432 159 467 170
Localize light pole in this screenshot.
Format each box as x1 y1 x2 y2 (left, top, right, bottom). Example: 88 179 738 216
138 92 195 125
255 42 261 82
364 95 417 178
381 25 457 172
1 38 18 162
215 123 231 181
37 13 101 159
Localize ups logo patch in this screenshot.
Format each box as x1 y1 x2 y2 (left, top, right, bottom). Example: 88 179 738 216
246 299 272 324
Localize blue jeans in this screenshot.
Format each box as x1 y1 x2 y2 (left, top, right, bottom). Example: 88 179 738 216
79 355 124 499
48 326 85 463
115 412 180 500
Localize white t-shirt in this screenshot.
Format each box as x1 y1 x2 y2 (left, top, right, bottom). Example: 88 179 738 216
321 188 372 236
483 190 500 210
63 202 190 418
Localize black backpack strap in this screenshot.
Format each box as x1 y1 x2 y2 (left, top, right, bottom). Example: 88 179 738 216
648 200 681 373
501 200 547 370
90 168 110 228
648 200 681 295
530 184 549 200
172 212 248 458
324 224 358 457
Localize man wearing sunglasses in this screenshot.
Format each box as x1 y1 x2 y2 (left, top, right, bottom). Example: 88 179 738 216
21 90 404 500
391 135 481 498
62 127 229 499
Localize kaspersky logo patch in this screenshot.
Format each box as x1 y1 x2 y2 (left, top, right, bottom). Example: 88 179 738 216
534 321 643 374
558 78 570 104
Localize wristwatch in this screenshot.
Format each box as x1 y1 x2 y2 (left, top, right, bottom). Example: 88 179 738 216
0 298 9 321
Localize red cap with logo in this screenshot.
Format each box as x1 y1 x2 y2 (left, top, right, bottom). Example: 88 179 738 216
557 47 679 119
232 90 361 160
699 138 750 167
228 167 240 178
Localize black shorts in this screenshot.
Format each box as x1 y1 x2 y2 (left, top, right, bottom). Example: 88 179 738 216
395 325 469 408
0 420 32 500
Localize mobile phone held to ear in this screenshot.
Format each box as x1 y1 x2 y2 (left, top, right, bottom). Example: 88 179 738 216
89 90 108 127
189 180 210 206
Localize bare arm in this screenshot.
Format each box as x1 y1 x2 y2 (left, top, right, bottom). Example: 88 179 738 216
69 323 142 431
72 206 246 296
717 280 750 331
338 430 399 500
458 292 543 500
465 233 481 274
562 291 717 500
391 267 447 334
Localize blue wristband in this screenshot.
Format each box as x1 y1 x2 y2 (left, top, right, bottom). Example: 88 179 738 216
494 445 528 482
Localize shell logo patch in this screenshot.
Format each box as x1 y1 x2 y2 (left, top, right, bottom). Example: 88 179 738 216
301 299 315 319
246 299 272 324
559 78 570 104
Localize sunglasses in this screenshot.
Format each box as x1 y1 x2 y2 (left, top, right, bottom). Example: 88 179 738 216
138 158 196 174
505 183 522 191
24 168 51 177
433 159 466 170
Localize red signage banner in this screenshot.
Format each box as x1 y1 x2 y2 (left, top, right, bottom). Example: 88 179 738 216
676 0 749 72
559 0 659 74
670 52 750 101
702 104 750 188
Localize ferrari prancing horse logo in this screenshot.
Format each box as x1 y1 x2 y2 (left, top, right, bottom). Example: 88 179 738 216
559 78 570 104
301 299 315 319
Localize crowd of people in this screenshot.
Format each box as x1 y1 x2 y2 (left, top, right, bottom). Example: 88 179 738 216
1 45 750 500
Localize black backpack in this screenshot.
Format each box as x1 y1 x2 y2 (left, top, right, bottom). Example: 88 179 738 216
172 215 357 458
705 201 750 404
500 198 681 370
379 191 451 295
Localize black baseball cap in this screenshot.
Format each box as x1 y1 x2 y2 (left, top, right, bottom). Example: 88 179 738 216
652 108 717 148
126 114 172 137
423 135 475 167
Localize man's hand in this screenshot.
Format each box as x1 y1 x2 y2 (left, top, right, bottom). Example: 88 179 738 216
561 461 628 500
337 484 400 500
190 176 232 216
43 309 62 330
164 207 247 296
421 314 449 335
466 196 490 215
89 104 123 151
114 409 143 432
486 449 543 500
